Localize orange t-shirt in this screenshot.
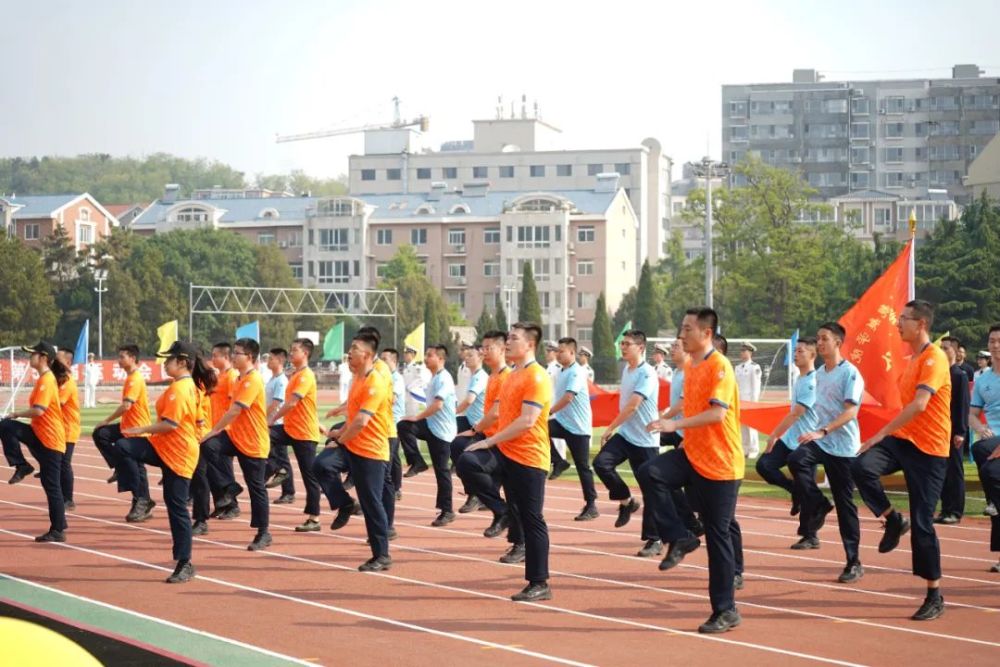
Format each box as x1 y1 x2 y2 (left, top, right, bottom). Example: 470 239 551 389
211 367 239 425
120 370 151 432
344 366 391 461
482 366 511 437
682 350 744 481
373 358 398 439
29 371 65 452
196 389 212 440
149 376 201 479
893 343 953 457
283 366 320 442
226 370 269 458
58 376 81 443
496 361 552 471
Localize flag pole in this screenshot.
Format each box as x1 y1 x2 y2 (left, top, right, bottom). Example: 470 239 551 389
907 208 917 300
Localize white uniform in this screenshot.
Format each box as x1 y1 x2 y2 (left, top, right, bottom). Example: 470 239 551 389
581 363 595 383
735 359 762 457
401 361 432 417
337 361 353 403
83 361 100 408
546 361 566 459
654 361 673 384
456 362 471 405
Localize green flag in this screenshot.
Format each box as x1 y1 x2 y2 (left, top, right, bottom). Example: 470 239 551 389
322 322 345 361
614 320 632 360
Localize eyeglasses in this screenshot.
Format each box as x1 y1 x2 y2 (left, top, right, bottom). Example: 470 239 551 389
897 314 920 322
232 351 249 357
619 341 636 347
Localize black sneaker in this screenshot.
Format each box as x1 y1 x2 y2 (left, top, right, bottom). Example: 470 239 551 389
484 514 509 538
343 476 355 491
403 462 428 478
686 517 706 537
878 511 910 553
295 519 321 532
512 582 552 602
911 594 944 621
548 458 571 481
615 498 641 528
217 483 244 510
637 539 664 558
330 502 357 530
698 608 741 634
806 499 834 534
388 527 398 541
34 530 66 543
395 490 402 501
499 544 526 564
575 505 599 521
273 493 295 505
431 511 456 527
790 536 820 550
191 521 208 536
838 562 864 584
358 555 392 572
458 496 483 514
790 495 800 517
248 532 272 552
126 498 156 523
217 505 241 520
64 500 76 511
106 471 117 484
659 536 701 571
989 561 999 573
734 574 744 590
265 468 289 489
9 464 34 485
166 561 195 584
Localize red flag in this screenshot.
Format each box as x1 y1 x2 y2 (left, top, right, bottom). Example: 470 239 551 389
588 379 671 428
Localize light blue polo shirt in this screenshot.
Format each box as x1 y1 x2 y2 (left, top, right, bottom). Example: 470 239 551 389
782 369 819 451
813 360 864 457
390 370 406 424
670 369 684 437
265 372 288 425
463 368 489 425
553 362 593 436
618 361 659 448
972 368 1000 433
427 368 457 441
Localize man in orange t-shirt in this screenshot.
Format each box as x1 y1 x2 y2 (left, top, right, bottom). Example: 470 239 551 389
314 330 395 571
852 299 952 622
206 342 242 519
202 337 272 552
641 307 745 634
465 323 553 603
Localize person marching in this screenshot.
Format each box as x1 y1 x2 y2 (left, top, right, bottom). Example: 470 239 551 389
379 347 407 502
786 325 864 584
640 308 744 634
398 345 458 527
755 337 818 522
1 341 68 542
970 324 1000 571
547 337 598 521
851 299 952 621
544 340 570 479
465 322 553 602
400 345 432 477
93 344 152 519
453 344 489 513
266 338 323 532
55 349 81 511
263 348 296 504
593 329 662 557
934 336 969 524
202 338 272 551
318 330 395 571
115 341 216 583
735 343 762 459
207 342 241 519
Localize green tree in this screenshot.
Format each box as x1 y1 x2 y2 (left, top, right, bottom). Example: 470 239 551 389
656 233 706 330
0 234 59 343
474 306 495 341
591 291 616 383
41 224 83 290
633 260 661 336
495 298 509 333
518 262 542 325
612 287 637 334
424 298 442 349
252 244 298 347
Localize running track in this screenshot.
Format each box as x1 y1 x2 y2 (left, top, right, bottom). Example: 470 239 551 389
2 439 998 666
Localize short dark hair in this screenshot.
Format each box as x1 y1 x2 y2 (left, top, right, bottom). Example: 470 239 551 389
482 330 508 344
269 347 288 359
622 329 646 348
512 322 542 347
940 335 960 348
352 332 379 353
989 323 1000 337
713 333 728 355
356 326 381 349
118 344 140 360
380 347 399 363
212 342 232 356
818 322 847 343
427 344 449 359
557 337 577 351
234 338 260 361
685 307 719 334
904 299 935 329
291 338 314 357
798 336 818 349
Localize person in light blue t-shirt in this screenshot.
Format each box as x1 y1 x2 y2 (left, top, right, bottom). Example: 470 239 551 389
452 346 490 513
970 325 1000 525
378 348 407 501
593 329 663 558
398 345 457 526
263 348 296 502
548 338 598 520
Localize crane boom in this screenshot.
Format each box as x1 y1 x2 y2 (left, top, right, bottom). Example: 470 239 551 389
276 114 429 144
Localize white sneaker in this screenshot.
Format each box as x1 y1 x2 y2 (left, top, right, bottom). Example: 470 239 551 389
985 502 997 517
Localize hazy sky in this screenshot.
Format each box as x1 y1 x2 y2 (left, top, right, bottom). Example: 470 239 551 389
3 0 1000 184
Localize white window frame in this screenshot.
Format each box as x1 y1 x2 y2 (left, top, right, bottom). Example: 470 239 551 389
448 229 466 246
577 226 595 243
24 223 40 240
577 260 595 276
483 228 500 244
376 229 393 246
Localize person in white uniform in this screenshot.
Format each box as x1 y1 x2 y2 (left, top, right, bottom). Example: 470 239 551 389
83 353 100 408
735 342 762 458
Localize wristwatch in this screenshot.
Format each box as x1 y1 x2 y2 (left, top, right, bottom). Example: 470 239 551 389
819 427 829 436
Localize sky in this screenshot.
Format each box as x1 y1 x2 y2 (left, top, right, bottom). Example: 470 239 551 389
3 0 1000 183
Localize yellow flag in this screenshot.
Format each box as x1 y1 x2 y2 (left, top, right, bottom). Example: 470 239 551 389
933 331 950 347
404 323 425 363
908 208 917 236
156 320 178 363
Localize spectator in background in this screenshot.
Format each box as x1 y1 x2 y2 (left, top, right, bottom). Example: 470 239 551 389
934 337 969 525
956 344 976 384
975 351 991 382
577 347 595 383
84 352 100 408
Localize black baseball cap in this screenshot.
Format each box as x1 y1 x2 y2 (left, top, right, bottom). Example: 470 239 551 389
22 341 57 359
156 340 200 359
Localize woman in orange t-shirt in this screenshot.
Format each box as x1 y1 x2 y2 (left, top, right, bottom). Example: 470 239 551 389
55 349 82 512
0 341 70 542
116 340 217 584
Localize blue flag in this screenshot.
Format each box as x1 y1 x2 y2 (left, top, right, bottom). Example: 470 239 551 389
784 328 799 366
73 320 89 365
235 321 260 342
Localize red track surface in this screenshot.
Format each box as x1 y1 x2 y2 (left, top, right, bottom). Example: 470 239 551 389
2 440 998 666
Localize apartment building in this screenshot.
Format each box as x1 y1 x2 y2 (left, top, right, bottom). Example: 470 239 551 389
0 193 119 251
722 64 1000 203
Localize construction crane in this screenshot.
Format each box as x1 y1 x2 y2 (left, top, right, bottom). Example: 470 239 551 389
275 97 429 144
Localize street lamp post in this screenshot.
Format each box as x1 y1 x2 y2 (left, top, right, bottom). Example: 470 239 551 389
94 269 108 358
688 157 730 308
